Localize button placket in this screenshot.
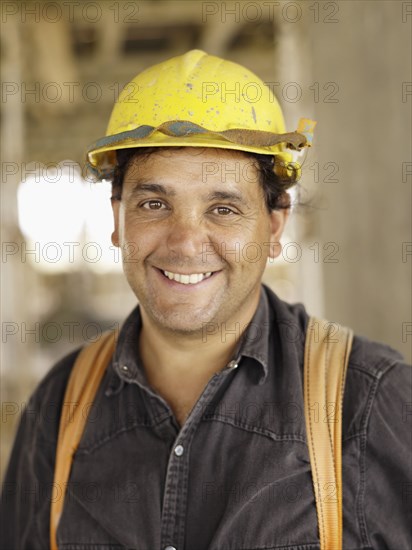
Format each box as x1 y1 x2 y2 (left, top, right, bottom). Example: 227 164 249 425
160 373 225 549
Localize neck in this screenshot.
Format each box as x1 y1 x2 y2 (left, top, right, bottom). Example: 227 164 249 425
138 294 260 383
139 314 239 379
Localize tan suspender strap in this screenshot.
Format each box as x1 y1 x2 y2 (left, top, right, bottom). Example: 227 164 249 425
304 317 353 550
50 331 117 550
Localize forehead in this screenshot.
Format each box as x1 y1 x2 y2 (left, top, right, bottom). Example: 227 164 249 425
123 147 261 190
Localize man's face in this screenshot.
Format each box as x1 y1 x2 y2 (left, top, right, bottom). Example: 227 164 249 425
111 147 289 336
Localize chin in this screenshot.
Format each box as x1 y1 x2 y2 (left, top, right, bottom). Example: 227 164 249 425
151 309 216 334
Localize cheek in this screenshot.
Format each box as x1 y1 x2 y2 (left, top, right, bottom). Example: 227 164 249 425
245 222 273 268
121 216 166 259
209 222 270 268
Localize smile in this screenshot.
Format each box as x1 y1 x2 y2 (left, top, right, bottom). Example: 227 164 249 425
161 270 214 285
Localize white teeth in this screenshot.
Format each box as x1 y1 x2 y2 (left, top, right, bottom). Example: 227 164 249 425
163 270 213 285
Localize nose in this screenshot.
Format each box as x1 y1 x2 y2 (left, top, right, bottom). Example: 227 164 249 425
166 212 209 259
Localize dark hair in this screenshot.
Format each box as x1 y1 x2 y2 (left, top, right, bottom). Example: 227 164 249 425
111 147 298 211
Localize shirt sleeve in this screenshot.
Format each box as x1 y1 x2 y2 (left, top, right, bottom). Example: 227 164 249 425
364 360 412 549
0 349 81 549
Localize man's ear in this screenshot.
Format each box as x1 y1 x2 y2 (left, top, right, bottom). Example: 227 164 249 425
267 206 290 260
111 198 120 247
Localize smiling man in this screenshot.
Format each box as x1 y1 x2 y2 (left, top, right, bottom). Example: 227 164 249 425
113 147 280 336
111 146 289 427
1 50 411 550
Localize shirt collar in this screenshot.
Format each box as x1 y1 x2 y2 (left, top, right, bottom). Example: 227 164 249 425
108 285 270 393
229 286 270 383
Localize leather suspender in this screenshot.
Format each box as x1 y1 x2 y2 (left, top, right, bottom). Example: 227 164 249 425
50 331 117 550
304 317 353 550
50 317 353 550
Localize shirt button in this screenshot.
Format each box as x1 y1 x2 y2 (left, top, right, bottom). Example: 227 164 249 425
120 364 133 378
174 444 184 457
164 546 177 550
227 360 238 369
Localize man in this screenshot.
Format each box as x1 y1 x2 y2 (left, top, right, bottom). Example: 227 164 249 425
1 50 411 549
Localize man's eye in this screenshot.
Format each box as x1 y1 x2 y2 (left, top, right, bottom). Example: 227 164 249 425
141 200 166 210
213 206 235 216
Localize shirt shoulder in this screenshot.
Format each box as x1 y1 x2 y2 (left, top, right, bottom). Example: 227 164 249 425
343 333 410 439
25 347 83 443
349 331 406 377
263 284 410 438
34 346 83 397
265 283 406 371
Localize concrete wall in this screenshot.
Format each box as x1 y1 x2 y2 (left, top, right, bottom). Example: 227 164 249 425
300 1 411 361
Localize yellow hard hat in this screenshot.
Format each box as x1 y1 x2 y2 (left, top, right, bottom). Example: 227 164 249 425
86 50 316 180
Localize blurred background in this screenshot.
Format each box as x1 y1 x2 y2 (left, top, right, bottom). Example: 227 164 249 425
1 0 411 477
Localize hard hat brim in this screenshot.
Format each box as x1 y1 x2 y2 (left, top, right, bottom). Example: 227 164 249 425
86 120 312 180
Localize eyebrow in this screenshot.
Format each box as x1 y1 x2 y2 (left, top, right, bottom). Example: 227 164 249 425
128 182 249 207
205 190 248 206
129 182 176 198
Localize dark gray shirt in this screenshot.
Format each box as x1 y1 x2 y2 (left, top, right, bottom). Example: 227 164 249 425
1 285 411 549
